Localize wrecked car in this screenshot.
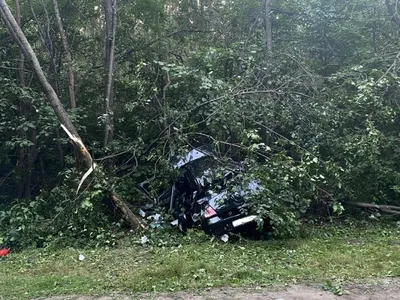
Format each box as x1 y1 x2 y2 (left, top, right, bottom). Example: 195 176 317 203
138 148 267 236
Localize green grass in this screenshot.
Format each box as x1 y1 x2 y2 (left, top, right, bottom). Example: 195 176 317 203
2 221 400 299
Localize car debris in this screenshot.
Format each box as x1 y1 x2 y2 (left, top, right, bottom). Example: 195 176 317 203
0 248 9 257
148 213 163 229
220 234 229 242
140 236 149 245
138 147 269 237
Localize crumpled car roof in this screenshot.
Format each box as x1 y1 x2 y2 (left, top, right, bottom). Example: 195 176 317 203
172 148 214 168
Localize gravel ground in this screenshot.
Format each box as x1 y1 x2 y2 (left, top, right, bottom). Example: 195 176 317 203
34 277 400 300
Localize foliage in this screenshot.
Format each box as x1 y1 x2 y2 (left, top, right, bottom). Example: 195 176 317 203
0 167 122 249
243 149 323 236
306 68 400 205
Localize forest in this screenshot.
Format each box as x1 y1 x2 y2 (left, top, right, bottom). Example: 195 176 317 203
2 0 400 250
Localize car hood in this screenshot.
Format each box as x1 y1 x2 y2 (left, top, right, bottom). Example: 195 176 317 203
201 180 263 211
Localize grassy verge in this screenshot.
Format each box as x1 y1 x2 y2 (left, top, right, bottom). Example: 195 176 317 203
2 221 400 299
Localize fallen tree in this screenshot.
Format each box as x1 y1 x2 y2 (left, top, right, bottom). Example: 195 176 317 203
346 202 400 216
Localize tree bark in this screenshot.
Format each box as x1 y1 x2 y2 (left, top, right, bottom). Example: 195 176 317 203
264 0 272 55
15 0 38 199
346 202 400 215
15 0 26 198
53 0 76 109
110 192 146 230
103 0 117 147
15 0 24 86
0 0 92 168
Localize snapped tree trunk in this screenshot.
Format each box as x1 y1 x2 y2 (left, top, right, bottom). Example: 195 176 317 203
0 0 92 168
103 0 117 147
0 0 144 230
110 192 146 230
53 0 76 109
264 0 272 55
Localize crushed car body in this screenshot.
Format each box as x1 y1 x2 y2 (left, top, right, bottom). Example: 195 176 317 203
138 147 267 236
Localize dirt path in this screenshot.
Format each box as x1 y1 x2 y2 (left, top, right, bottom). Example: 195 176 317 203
37 278 400 300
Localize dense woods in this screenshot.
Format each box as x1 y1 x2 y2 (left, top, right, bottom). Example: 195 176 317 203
2 0 400 248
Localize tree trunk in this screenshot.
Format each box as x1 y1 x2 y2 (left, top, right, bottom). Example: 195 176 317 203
15 0 37 199
0 0 92 168
103 0 117 147
110 192 146 230
346 202 400 211
264 0 272 55
15 0 24 86
15 0 26 198
53 0 76 109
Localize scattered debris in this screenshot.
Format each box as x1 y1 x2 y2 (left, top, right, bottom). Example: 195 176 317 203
78 254 85 261
144 213 163 229
0 248 9 257
140 236 149 245
220 234 229 243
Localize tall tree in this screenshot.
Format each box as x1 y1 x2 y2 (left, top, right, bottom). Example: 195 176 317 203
15 0 24 86
264 0 272 54
53 0 77 108
14 0 30 198
103 0 117 147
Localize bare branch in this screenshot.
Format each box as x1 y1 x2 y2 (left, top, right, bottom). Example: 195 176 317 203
118 28 213 60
